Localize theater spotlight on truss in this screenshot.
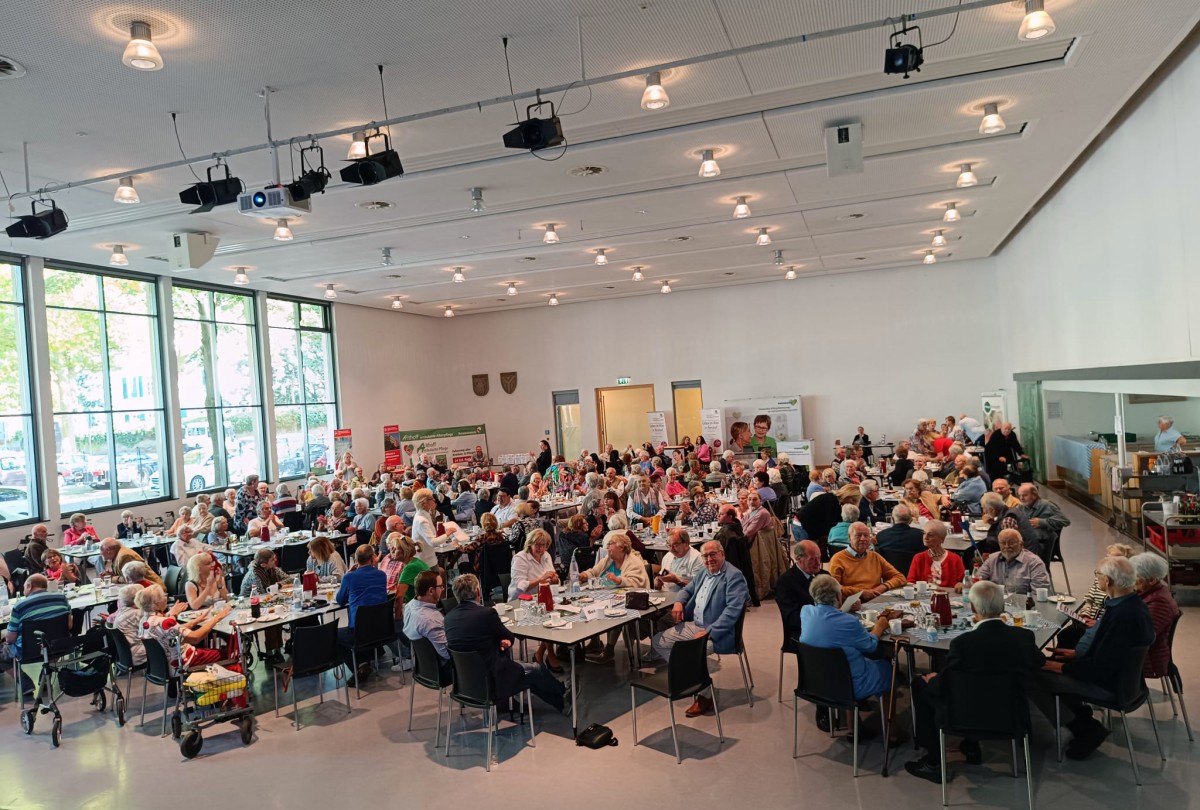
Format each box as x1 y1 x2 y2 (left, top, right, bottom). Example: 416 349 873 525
179 163 244 213
287 143 332 202
884 24 924 79
5 198 68 239
340 131 404 186
502 94 565 152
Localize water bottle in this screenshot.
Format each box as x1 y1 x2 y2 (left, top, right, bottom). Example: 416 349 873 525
569 556 580 593
925 616 940 643
292 574 303 611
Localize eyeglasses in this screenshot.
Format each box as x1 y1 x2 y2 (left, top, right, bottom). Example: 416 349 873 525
701 552 723 559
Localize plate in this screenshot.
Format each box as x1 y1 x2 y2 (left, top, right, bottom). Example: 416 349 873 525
603 607 626 618
235 616 257 625
542 619 566 628
1050 595 1077 604
499 616 514 626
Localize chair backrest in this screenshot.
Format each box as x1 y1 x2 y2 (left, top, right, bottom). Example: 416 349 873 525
282 510 306 532
439 595 459 614
572 545 597 572
940 668 1031 737
277 544 309 574
105 626 136 673
734 607 748 653
449 648 493 706
877 547 917 580
143 636 172 685
666 634 713 698
19 614 72 663
291 618 341 676
163 565 182 598
796 643 857 709
412 636 453 689
230 571 246 597
350 599 396 649
1113 645 1151 707
775 600 799 654
2 548 29 591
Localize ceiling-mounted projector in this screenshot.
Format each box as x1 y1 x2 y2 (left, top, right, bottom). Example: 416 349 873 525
236 186 312 219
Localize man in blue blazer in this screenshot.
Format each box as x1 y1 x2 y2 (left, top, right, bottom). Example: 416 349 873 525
652 540 750 717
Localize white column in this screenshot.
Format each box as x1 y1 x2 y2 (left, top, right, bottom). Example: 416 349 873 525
157 276 185 499
24 257 59 524
255 291 279 481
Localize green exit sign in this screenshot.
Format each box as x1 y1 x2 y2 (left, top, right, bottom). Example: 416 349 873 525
617 377 632 385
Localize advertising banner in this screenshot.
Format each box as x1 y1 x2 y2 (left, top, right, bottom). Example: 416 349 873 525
333 429 353 466
981 392 1008 432
723 396 805 458
647 411 669 447
398 424 490 468
700 408 723 451
383 425 402 469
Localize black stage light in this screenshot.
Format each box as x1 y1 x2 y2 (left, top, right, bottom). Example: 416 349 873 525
339 132 403 186
287 143 331 201
884 26 924 79
179 164 244 213
502 99 565 152
5 199 68 239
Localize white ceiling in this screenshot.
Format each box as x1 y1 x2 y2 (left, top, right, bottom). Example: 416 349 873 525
1 0 1197 315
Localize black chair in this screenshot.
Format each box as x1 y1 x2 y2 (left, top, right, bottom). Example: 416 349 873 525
571 545 597 574
140 637 173 736
104 626 146 714
163 565 183 599
2 548 30 593
337 599 398 699
230 571 246 597
631 634 724 764
937 670 1034 808
282 510 306 532
793 643 890 777
14 615 71 709
277 544 310 574
1148 614 1193 741
477 543 513 602
729 609 754 706
447 649 535 771
1040 531 1071 595
775 608 799 704
408 636 453 747
1054 645 1162 785
272 619 348 730
877 547 917 582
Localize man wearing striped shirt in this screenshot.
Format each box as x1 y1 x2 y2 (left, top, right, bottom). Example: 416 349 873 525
1 574 72 663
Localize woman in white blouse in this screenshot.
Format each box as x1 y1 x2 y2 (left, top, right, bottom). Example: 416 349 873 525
509 528 561 671
410 488 441 567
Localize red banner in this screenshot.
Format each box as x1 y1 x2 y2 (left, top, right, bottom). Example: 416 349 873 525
383 425 401 468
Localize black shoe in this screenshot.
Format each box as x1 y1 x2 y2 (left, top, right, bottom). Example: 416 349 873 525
959 738 982 765
905 756 944 784
1066 721 1110 760
816 710 831 733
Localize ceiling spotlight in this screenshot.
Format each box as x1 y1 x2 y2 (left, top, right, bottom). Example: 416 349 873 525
507 282 518 296
773 249 784 266
923 250 937 265
179 164 244 213
324 284 338 300
631 266 645 282
698 149 720 178
956 163 978 188
469 187 485 213
109 244 129 267
114 176 139 204
884 26 924 78
340 131 404 186
548 294 560 306
932 230 947 248
390 296 404 310
594 248 609 266
1019 0 1056 41
380 247 393 266
756 227 772 247
660 281 672 294
5 199 68 239
452 266 466 283
233 267 250 285
979 102 1006 135
733 196 751 219
542 224 559 244
641 71 670 110
347 131 368 160
784 266 797 280
443 306 455 318
273 218 293 241
121 21 163 71
943 203 960 223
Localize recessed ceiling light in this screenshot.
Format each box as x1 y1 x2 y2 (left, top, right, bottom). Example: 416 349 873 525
233 267 250 285
0 56 28 80
698 149 720 178
114 176 139 204
784 266 797 280
957 163 978 188
458 235 471 240
452 266 466 283
1018 0 1055 41
548 293 560 306
390 296 404 310
979 102 1006 135
121 21 163 71
924 250 937 265
324 283 337 299
273 218 293 241
635 209 648 215
507 282 518 296
443 306 455 318
756 227 771 247
109 244 128 266
660 281 672 294
355 200 393 210
733 196 751 219
631 266 645 282
944 203 961 222
641 71 669 110
542 224 559 244
932 230 947 248
594 248 609 265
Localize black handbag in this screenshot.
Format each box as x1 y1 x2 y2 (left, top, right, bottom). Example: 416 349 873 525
624 591 650 611
575 722 618 748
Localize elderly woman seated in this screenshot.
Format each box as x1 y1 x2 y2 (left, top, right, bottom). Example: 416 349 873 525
510 528 562 671
121 560 156 589
184 552 229 610
106 583 147 666
827 503 859 551
578 530 649 663
135 584 231 671
1131 553 1182 681
42 549 81 585
240 547 287 596
307 535 347 578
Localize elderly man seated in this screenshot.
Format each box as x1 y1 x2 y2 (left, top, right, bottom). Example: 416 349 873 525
1 575 73 692
904 581 1045 782
828 522 906 603
858 480 890 525
1018 483 1071 557
975 529 1050 594
992 478 1020 509
876 505 925 556
652 540 750 717
98 538 164 587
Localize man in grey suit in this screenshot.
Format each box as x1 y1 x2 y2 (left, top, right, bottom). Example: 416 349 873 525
652 540 750 717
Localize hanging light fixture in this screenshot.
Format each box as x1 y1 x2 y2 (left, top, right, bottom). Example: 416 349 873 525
773 249 784 266
660 280 672 294
233 267 250 285
380 247 393 266
452 266 466 283
932 230 947 248
698 149 720 178
784 266 797 280
1018 0 1056 41
979 103 1006 135
956 164 978 188
923 250 937 265
109 245 129 266
594 248 609 266
469 187 485 213
640 71 670 110
113 176 139 204
944 203 961 223
273 218 293 241
346 131 368 160
733 196 751 219
507 282 518 296
542 224 559 244
548 294 560 306
755 227 772 247
121 21 163 71
324 284 337 300
390 296 404 310
443 306 455 318
631 266 645 282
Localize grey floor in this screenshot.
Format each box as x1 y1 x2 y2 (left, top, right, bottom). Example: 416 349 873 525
2 492 1197 810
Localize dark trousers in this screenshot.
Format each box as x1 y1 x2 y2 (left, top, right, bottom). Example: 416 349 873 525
337 626 360 669
912 676 940 754
1029 670 1105 728
517 661 564 712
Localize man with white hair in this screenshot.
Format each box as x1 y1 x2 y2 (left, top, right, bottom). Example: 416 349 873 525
975 529 1050 594
858 479 889 525
1154 415 1186 453
1035 556 1155 759
984 422 1027 482
1018 482 1071 555
991 478 1020 509
875 505 925 556
904 581 1045 783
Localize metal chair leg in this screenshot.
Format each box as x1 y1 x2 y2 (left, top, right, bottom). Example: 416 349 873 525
778 650 784 704
351 650 360 700
407 678 416 731
711 684 724 742
739 652 754 707
485 706 493 772
435 689 444 748
1023 735 1035 810
527 688 535 748
792 694 798 758
852 708 860 777
1120 711 1142 785
742 648 755 688
139 675 148 726
631 686 638 746
160 687 169 737
292 676 301 731
1163 677 1179 717
273 668 280 718
1175 682 1194 741
1055 697 1063 763
1012 739 1019 777
1147 695 1164 761
669 700 681 764
940 730 948 806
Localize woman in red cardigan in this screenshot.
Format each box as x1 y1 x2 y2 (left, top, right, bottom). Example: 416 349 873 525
1132 552 1181 678
907 521 965 590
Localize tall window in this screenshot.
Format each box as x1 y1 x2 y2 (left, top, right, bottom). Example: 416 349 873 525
173 286 264 493
0 260 38 525
45 267 167 512
268 298 337 478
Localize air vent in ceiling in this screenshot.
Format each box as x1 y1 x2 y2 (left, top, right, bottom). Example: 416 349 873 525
0 57 26 79
355 200 394 210
568 165 606 177
145 255 169 263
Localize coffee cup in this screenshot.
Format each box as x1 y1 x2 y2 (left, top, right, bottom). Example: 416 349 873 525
1022 610 1039 626
514 607 528 621
862 609 879 623
493 604 510 615
915 580 929 597
1036 587 1049 602
268 584 279 594
902 585 915 600
889 618 904 636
